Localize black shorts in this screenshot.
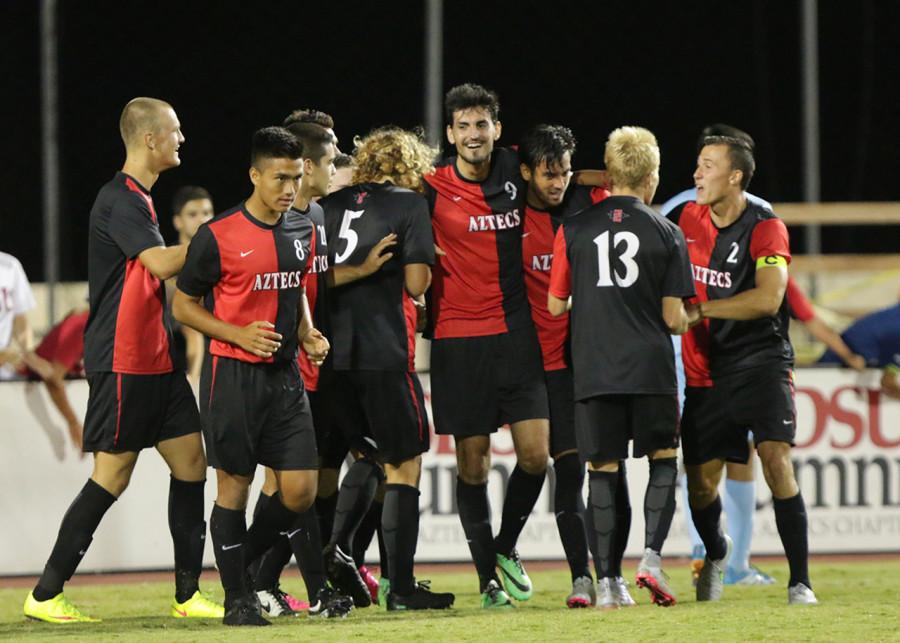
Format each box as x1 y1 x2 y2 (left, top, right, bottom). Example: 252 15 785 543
330 370 430 466
82 371 200 453
546 368 577 457
310 368 349 470
201 356 317 476
575 394 679 462
431 326 549 437
681 364 795 466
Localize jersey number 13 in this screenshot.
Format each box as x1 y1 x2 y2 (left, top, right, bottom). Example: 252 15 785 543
593 230 639 288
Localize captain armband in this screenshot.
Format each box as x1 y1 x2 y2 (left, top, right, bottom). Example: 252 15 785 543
756 255 788 270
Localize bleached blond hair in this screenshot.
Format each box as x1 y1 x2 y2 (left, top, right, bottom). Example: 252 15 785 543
604 126 660 189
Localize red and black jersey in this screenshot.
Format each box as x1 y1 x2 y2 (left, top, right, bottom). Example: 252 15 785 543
424 147 530 339
84 172 173 374
549 195 694 400
26 310 89 377
321 183 434 372
668 200 794 383
295 202 330 390
523 185 610 371
177 203 315 365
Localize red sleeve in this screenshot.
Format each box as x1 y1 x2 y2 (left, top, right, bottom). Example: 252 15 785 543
590 186 611 204
548 225 571 299
35 312 88 371
750 218 791 263
785 277 815 322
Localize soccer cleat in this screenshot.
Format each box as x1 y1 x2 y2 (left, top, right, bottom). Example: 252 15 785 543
613 576 637 607
359 565 380 604
495 549 533 601
308 585 354 618
283 591 309 612
24 591 101 624
171 590 225 618
690 544 706 587
696 534 732 602
324 544 372 608
480 580 514 609
566 576 595 608
749 565 776 585
387 580 455 611
635 548 677 607
223 594 270 626
256 588 298 617
724 566 775 586
377 577 391 606
595 577 619 611
788 583 819 605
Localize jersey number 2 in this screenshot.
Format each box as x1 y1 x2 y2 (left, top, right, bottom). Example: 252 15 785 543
335 209 364 264
594 230 639 287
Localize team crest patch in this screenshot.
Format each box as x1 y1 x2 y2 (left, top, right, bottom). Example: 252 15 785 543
608 209 628 223
356 191 368 205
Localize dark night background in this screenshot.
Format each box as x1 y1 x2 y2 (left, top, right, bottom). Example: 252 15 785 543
2 0 898 283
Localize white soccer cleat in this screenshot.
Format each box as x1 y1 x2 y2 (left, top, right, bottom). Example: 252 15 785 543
613 576 637 607
696 534 732 602
595 577 619 611
788 583 818 605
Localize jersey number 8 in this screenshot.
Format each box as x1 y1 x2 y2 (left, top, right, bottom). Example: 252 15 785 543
594 230 639 288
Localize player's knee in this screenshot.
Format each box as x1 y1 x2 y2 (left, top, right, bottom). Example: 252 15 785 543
280 485 316 513
457 457 489 485
518 443 549 474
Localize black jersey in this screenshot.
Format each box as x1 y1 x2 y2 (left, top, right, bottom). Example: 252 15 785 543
295 201 330 390
321 183 435 371
549 195 694 400
84 172 174 374
669 200 794 376
176 204 315 364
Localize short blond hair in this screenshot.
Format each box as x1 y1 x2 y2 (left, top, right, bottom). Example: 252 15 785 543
604 126 660 190
352 127 438 193
119 97 172 147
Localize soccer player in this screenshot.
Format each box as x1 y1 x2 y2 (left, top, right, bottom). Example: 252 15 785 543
0 251 37 380
321 126 455 610
329 153 355 194
424 83 549 607
669 131 818 605
548 125 695 609
169 186 215 383
518 124 636 608
24 97 221 623
172 127 349 625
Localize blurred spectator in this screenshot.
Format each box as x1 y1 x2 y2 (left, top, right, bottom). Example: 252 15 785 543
20 309 89 451
786 279 867 370
0 251 37 379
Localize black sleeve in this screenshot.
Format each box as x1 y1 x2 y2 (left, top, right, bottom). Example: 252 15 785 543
401 195 436 265
176 225 221 297
666 202 687 226
108 194 164 259
662 223 696 299
423 180 437 216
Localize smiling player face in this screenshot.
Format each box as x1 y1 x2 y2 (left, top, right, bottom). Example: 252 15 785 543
524 154 573 209
447 107 501 167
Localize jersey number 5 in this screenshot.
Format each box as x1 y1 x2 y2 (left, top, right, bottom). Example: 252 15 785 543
335 209 364 264
594 230 639 287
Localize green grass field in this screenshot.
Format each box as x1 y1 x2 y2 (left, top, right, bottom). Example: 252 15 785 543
2 560 898 641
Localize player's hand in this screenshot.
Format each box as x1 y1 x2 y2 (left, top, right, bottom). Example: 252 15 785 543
846 353 867 372
234 321 282 358
434 243 447 257
413 297 427 332
301 328 330 366
685 303 703 327
361 234 397 276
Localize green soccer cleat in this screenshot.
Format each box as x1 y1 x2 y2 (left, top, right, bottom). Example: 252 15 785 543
171 590 225 618
377 577 391 607
481 580 514 609
496 549 533 601
24 591 101 624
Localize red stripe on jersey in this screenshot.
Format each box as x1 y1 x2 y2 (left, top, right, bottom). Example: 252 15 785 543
676 203 717 387
114 373 123 447
208 355 219 410
207 214 281 364
403 292 418 372
523 206 568 370
405 372 425 440
112 257 172 374
125 177 158 223
298 226 319 390
548 226 570 299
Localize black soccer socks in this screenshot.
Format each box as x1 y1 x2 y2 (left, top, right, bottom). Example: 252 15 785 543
315 490 339 547
588 470 619 579
553 454 591 581
612 462 632 577
773 492 812 588
644 457 678 554
253 536 293 592
330 459 380 552
244 493 300 570
382 484 421 595
353 498 383 568
456 477 498 591
690 494 727 561
494 465 546 556
34 479 117 601
210 503 249 608
168 476 206 602
286 508 328 599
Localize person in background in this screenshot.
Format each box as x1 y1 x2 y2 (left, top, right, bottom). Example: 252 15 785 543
0 251 37 379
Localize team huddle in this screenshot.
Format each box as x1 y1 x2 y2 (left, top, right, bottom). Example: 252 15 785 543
23 82 817 627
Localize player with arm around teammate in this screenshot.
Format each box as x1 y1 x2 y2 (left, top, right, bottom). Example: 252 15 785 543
548 126 696 609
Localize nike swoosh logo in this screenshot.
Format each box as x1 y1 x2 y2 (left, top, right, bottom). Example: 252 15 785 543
174 608 187 617
240 250 254 257
783 419 793 425
686 238 696 243
499 567 530 591
452 196 462 202
221 543 242 551
521 232 531 238
286 529 302 539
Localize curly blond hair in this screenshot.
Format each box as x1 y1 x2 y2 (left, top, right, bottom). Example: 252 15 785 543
604 126 660 190
352 127 438 193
